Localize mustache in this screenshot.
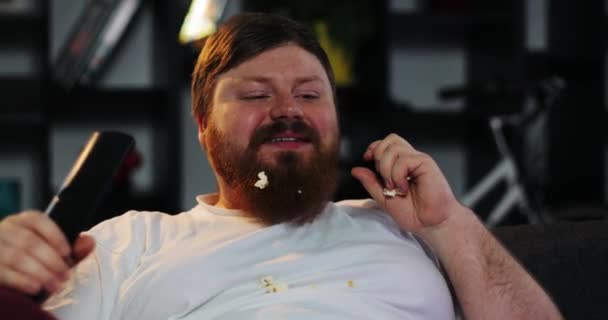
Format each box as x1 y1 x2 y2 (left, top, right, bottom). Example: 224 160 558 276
248 119 320 149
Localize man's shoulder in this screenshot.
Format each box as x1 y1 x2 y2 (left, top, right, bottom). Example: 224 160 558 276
332 198 386 219
86 208 204 254
89 210 174 235
331 199 441 268
330 198 402 233
334 198 381 211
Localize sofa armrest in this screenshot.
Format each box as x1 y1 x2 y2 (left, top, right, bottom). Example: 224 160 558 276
493 219 608 320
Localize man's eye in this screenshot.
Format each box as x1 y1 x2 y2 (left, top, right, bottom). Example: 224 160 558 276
297 94 319 100
241 95 270 101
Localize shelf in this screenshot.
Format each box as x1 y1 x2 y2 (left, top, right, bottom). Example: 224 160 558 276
0 112 44 126
50 87 170 121
0 75 44 86
0 113 47 148
389 12 513 44
0 77 44 113
0 12 45 39
391 12 512 28
340 107 470 142
0 10 43 22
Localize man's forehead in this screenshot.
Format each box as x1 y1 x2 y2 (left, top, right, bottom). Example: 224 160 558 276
217 45 329 81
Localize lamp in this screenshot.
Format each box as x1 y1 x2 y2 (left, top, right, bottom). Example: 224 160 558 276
179 0 228 44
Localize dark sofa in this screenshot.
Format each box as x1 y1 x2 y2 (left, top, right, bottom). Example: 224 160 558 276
493 219 608 319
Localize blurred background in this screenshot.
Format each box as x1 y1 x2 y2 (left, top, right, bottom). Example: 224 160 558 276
0 0 606 228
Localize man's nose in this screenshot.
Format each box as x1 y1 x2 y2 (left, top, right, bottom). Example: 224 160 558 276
269 94 304 120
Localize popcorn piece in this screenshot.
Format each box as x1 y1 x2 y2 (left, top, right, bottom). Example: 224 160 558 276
269 283 289 293
254 171 269 189
259 276 274 287
382 188 406 198
258 275 288 294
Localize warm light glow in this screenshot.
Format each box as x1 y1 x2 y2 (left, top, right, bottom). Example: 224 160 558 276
179 0 228 44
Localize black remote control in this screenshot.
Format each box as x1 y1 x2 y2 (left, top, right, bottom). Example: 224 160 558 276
44 131 135 244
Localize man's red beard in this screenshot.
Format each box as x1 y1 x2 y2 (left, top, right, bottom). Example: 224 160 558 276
206 119 339 226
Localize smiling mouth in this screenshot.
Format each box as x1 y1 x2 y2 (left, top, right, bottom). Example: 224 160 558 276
263 134 312 149
268 137 309 143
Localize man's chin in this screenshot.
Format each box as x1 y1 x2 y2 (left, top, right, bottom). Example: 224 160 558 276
257 148 314 167
241 147 337 226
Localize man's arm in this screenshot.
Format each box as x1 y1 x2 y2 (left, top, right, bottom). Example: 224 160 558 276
352 133 562 320
420 205 561 319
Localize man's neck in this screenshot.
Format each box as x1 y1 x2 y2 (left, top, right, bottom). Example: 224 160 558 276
214 186 246 210
213 177 333 226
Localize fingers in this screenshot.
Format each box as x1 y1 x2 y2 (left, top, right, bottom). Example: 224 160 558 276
363 140 382 161
0 244 66 294
376 144 400 189
0 222 70 275
10 211 71 258
0 268 41 295
358 134 459 232
391 153 430 191
0 211 75 294
73 234 96 263
392 156 412 196
362 134 420 190
365 134 414 160
351 167 385 201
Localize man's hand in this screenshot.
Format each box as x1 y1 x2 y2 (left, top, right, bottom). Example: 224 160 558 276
353 133 562 319
351 133 461 236
0 211 95 295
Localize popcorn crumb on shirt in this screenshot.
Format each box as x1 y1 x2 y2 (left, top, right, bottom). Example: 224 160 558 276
270 283 288 293
259 275 288 293
259 276 274 287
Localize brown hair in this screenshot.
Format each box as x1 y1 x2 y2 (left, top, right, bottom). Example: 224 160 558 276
191 12 336 125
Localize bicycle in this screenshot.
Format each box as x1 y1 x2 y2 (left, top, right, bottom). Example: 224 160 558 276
440 76 566 227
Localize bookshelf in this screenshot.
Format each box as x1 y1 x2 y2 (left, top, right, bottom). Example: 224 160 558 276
0 0 49 213
0 0 185 223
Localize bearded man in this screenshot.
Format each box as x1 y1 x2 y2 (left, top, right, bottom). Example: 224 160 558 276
0 13 561 320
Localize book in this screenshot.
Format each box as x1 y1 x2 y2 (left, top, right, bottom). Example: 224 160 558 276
53 0 143 88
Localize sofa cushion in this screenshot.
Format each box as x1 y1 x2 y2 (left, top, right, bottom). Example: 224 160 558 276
493 219 608 320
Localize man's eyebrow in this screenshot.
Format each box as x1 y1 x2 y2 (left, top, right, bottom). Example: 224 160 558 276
294 76 323 85
233 76 323 84
233 76 272 83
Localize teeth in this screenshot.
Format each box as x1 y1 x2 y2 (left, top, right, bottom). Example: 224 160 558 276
270 137 300 143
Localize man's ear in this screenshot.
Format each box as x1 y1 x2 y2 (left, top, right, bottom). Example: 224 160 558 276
196 115 207 150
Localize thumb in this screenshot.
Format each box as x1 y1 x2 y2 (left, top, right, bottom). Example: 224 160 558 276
72 234 96 264
351 167 385 201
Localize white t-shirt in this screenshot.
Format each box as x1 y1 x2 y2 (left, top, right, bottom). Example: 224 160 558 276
44 195 455 320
